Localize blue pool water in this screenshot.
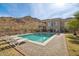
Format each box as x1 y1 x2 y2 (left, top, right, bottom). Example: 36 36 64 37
18 33 54 43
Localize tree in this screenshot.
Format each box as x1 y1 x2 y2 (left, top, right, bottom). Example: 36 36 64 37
74 11 79 35
74 11 79 20
65 18 79 36
65 11 79 36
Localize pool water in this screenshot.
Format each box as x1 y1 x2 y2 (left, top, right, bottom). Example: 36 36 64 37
18 33 54 43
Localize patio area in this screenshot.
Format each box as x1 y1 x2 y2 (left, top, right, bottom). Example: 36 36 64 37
0 34 69 56
15 34 69 56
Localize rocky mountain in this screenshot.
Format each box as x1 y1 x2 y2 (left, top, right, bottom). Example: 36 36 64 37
0 16 46 36
0 16 74 36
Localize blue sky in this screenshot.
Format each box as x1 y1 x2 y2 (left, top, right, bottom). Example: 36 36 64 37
0 3 79 20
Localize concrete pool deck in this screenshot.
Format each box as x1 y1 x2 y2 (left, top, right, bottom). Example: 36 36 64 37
15 34 69 56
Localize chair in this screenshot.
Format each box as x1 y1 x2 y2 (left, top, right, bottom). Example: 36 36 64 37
15 39 26 45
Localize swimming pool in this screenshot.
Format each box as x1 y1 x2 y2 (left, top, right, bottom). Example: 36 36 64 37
18 33 56 45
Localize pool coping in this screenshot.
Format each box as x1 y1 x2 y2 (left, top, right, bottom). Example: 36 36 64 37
11 33 57 46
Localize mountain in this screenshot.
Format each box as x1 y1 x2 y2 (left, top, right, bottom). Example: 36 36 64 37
0 16 75 36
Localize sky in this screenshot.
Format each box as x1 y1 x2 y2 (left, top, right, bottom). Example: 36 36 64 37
0 3 79 20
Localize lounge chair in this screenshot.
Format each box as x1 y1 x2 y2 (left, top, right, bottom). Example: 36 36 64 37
15 39 26 45
3 36 26 47
10 37 26 45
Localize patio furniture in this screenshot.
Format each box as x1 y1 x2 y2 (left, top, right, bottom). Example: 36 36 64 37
6 36 26 46
15 39 26 45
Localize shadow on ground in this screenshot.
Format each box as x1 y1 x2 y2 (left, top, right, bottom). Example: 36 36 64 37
67 35 79 44
0 41 26 52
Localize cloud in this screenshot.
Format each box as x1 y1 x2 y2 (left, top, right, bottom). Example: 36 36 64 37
0 14 11 17
29 3 79 19
0 3 79 19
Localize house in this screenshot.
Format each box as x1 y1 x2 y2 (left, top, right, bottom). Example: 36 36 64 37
43 18 67 33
